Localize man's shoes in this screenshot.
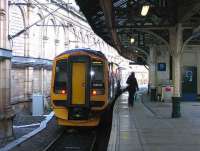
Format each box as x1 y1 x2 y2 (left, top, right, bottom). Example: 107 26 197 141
128 103 134 106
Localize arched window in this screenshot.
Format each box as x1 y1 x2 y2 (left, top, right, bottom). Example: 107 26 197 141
92 37 96 49
101 42 105 53
29 13 43 58
9 6 25 56
98 40 101 51
68 27 77 49
44 18 56 59
64 24 70 50
86 34 90 47
56 24 66 55
80 31 84 47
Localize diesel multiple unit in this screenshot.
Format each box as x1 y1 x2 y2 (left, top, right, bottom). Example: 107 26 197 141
51 48 121 126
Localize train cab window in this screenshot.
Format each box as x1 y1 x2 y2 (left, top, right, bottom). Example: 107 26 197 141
91 61 104 89
54 60 68 94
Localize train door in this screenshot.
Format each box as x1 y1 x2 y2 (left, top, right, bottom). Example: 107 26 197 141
72 62 86 105
182 66 197 101
68 56 91 119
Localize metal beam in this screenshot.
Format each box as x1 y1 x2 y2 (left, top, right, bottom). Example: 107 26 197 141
178 0 200 23
8 7 60 40
116 25 193 30
0 48 12 59
99 0 122 52
8 2 55 6
36 24 70 27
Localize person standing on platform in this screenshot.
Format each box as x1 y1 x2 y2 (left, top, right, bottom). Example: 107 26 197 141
126 72 139 106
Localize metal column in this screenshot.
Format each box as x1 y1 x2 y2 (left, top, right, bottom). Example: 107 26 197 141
169 24 183 118
169 24 183 97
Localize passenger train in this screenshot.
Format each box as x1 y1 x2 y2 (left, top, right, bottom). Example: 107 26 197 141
50 48 121 126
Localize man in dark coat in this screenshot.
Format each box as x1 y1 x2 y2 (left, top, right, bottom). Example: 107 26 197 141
126 72 139 106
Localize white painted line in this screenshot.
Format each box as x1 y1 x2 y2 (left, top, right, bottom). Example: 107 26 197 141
13 123 40 128
64 146 81 149
107 99 119 151
120 101 128 104
0 112 54 151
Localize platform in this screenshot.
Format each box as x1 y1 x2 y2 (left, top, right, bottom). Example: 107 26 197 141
108 92 200 151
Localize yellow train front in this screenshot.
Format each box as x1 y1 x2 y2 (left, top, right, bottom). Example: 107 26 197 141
51 49 112 127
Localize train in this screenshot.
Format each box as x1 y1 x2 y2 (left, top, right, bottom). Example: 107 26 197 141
50 48 121 126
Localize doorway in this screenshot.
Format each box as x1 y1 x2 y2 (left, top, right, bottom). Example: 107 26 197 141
182 66 197 101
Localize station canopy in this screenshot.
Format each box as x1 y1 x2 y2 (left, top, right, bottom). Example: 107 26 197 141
75 0 200 64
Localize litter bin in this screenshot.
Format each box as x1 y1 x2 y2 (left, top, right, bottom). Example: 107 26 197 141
150 88 157 101
171 97 181 118
32 93 44 116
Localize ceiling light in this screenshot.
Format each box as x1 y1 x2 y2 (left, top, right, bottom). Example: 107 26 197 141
130 38 135 44
141 5 150 16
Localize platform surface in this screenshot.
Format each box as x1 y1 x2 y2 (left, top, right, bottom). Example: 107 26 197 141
108 92 200 151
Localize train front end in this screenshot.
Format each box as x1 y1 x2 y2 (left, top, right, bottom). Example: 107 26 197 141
50 50 108 127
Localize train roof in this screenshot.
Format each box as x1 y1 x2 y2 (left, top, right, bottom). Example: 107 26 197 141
56 48 107 59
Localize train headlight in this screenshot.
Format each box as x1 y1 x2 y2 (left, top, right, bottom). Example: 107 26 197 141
92 90 97 95
55 89 67 94
61 90 66 94
91 89 104 95
90 70 95 77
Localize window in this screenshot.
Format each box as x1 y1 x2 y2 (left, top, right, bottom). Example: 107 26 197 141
54 60 68 93
91 61 104 81
91 61 104 89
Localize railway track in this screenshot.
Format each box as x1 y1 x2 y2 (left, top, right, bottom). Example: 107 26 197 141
42 115 112 151
42 119 112 151
42 102 115 151
42 128 96 151
42 124 111 151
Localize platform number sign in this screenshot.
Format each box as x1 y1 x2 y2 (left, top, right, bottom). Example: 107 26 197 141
157 63 166 71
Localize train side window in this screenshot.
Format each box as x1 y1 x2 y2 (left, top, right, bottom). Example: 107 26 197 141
54 60 68 93
91 61 104 88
